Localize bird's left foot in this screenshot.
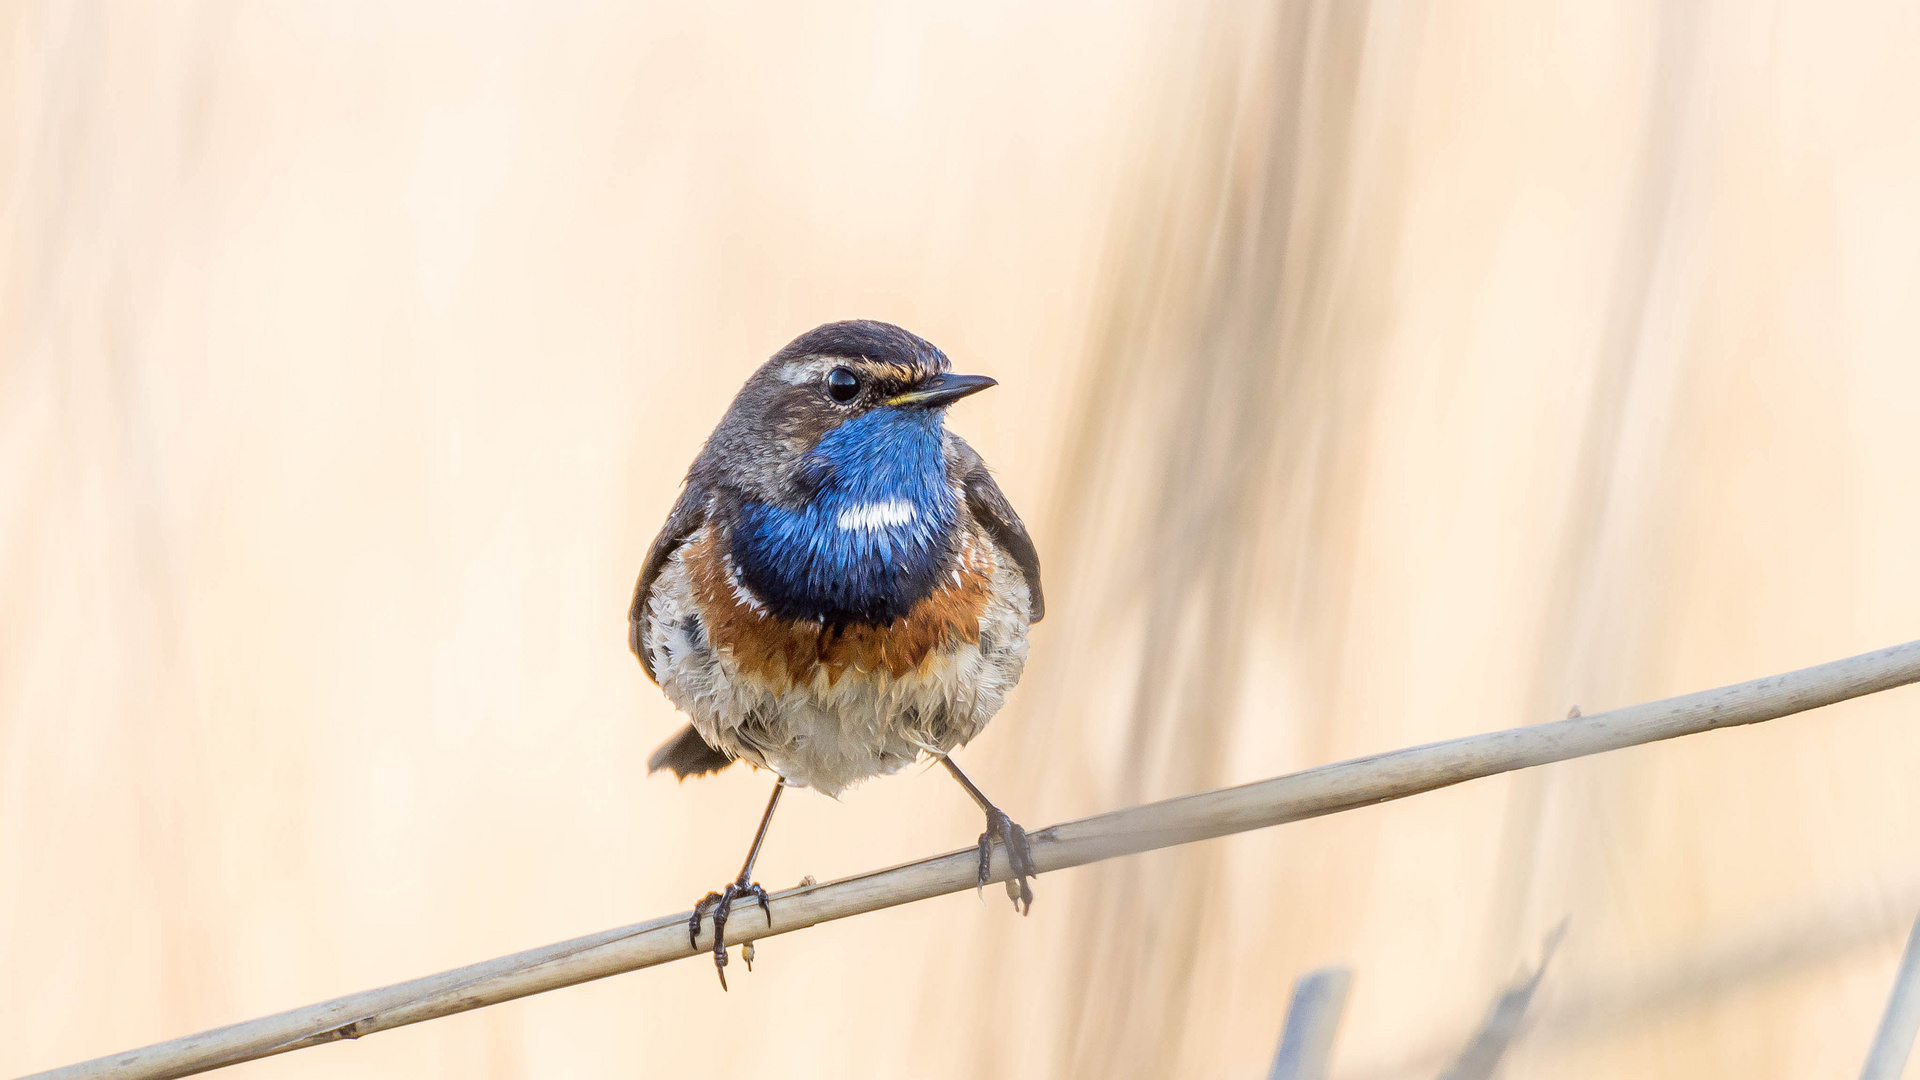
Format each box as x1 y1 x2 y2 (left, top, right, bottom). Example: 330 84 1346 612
688 879 772 990
975 808 1036 914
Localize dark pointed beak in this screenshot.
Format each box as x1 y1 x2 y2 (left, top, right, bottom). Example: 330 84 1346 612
886 372 998 409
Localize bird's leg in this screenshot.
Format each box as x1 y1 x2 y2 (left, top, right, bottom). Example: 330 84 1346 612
687 778 782 990
939 755 1036 914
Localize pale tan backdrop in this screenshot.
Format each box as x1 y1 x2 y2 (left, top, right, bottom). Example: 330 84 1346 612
7 2 1920 1078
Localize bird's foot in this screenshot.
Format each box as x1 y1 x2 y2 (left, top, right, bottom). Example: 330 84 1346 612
975 808 1036 915
687 879 773 990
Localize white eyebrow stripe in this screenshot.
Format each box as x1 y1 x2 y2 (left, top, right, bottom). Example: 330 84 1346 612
836 499 917 531
777 361 821 385
776 356 847 385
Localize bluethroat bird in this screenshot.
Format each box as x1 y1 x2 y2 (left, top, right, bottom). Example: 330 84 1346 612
630 320 1044 988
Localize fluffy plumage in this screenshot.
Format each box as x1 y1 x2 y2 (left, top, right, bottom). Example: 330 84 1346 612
730 405 957 625
630 320 1043 796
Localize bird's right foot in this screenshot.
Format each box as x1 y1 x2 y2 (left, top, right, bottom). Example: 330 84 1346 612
687 878 773 990
975 807 1037 914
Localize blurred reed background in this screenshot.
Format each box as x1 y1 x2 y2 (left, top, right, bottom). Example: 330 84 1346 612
6 1 1920 1077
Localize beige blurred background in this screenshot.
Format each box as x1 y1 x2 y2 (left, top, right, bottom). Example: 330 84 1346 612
7 0 1920 1077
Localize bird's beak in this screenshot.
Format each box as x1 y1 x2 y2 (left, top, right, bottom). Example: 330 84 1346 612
886 373 998 409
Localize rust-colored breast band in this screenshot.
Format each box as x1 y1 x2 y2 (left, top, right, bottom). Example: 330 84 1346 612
685 529 994 689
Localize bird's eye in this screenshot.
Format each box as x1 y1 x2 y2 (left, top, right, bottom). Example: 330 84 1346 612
826 367 860 403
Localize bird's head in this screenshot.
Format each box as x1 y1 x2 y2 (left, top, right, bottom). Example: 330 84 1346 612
695 321 997 625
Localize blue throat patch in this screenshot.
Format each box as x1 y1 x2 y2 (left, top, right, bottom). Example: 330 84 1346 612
731 408 958 625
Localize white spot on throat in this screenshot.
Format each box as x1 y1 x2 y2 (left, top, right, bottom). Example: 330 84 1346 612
836 498 918 531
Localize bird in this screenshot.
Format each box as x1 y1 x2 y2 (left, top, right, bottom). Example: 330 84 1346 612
629 319 1044 988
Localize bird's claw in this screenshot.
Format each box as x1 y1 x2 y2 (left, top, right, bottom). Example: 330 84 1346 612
688 880 774 990
975 808 1036 914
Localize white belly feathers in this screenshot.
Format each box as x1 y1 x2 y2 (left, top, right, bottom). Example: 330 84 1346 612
642 526 1031 796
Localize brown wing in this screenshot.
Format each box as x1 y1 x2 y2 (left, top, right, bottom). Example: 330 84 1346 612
631 484 736 778
628 483 708 682
951 437 1044 623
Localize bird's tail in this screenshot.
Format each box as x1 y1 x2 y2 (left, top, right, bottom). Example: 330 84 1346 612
647 723 736 779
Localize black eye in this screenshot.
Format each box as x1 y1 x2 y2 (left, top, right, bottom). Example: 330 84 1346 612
826 367 859 403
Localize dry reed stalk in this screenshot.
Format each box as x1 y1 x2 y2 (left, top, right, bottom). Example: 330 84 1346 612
22 637 1920 1080
1438 925 1565 1080
1858 911 1920 1080
1267 967 1353 1080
